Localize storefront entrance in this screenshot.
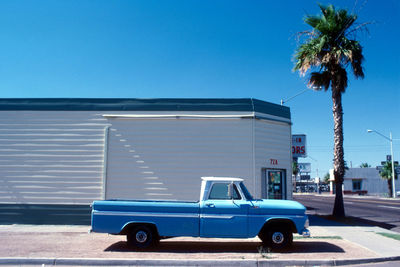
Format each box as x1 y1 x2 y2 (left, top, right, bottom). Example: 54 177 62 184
263 169 286 199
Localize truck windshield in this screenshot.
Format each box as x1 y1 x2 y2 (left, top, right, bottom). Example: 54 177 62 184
239 182 253 200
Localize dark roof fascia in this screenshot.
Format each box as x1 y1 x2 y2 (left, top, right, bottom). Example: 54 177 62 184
0 98 290 119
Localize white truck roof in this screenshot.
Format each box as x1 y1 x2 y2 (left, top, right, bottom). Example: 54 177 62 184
201 177 244 182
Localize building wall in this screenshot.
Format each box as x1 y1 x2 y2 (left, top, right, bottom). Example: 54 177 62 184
254 119 292 199
0 111 108 204
105 117 255 201
339 168 400 196
0 108 292 204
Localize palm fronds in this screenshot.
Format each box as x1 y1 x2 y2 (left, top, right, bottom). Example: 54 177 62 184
293 4 365 89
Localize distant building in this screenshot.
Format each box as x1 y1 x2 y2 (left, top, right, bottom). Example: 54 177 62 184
329 168 400 196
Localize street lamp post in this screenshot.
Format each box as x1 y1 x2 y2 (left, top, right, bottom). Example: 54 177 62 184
367 129 396 198
280 88 311 105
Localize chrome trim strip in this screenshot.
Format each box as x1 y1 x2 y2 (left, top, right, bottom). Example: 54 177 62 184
247 214 305 218
201 214 306 219
200 215 234 219
94 210 307 220
93 210 199 218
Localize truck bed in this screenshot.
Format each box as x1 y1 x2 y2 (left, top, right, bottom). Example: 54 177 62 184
91 199 200 236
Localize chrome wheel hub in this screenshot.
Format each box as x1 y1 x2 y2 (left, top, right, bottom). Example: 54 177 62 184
272 232 284 244
136 230 148 243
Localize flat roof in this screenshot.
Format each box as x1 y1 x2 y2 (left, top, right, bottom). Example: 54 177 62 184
0 98 290 119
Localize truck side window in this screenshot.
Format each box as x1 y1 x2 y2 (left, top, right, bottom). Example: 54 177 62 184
208 183 241 200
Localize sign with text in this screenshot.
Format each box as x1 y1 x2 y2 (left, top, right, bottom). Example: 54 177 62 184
270 159 278 165
298 163 311 173
300 174 311 180
292 134 307 158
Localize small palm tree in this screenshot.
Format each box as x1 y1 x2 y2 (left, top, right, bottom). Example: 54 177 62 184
292 161 300 177
360 162 371 168
323 172 330 183
294 4 365 217
379 161 398 197
292 161 300 191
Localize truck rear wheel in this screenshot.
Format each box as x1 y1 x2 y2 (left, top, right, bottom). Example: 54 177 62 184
127 225 157 249
259 226 293 250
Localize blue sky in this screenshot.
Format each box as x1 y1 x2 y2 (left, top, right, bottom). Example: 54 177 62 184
0 0 399 178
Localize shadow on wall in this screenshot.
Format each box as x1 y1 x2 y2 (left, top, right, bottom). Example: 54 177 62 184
0 204 91 225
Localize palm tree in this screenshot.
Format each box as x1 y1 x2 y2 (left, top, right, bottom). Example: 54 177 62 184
294 4 365 217
292 161 300 177
292 161 300 191
360 162 371 168
323 172 331 183
379 161 398 197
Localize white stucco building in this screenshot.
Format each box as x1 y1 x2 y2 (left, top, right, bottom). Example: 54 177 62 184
330 167 400 196
0 98 293 206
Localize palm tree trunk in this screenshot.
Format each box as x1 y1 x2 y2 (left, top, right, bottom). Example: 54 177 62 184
387 179 393 197
332 89 345 217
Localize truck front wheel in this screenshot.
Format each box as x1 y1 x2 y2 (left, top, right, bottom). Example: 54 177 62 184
127 225 157 249
259 226 293 250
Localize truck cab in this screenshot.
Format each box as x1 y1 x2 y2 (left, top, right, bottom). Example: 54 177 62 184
199 177 310 246
200 177 254 238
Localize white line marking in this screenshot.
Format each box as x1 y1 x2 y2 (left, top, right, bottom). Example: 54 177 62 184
378 205 400 210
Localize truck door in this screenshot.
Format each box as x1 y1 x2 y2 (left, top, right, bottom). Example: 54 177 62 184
200 182 249 238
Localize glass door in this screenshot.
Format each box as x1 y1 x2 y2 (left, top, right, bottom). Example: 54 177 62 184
266 169 285 199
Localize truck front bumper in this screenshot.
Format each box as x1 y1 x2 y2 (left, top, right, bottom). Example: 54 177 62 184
301 228 311 238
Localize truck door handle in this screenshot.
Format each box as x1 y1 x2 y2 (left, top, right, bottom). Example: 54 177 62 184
206 203 215 208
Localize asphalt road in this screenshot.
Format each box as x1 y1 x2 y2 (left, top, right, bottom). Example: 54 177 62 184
354 261 400 267
293 194 400 233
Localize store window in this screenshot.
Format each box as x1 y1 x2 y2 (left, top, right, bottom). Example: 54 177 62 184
352 179 362 191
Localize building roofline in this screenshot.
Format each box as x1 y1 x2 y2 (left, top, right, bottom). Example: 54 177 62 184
0 98 291 119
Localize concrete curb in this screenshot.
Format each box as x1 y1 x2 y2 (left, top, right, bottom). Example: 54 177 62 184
1 256 400 266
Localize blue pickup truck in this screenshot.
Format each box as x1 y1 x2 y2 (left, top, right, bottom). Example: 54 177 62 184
91 177 310 249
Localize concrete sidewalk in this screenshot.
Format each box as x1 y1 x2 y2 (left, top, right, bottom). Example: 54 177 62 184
309 215 400 257
0 216 399 266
